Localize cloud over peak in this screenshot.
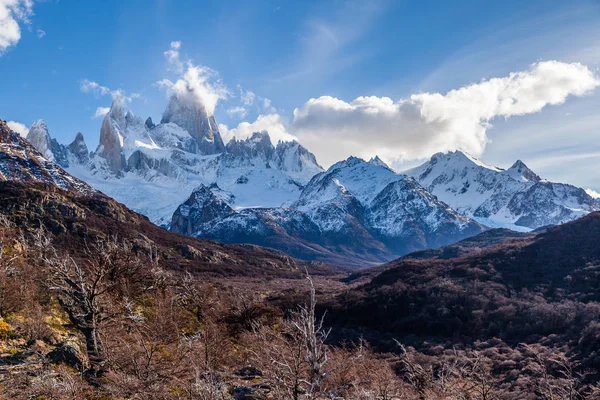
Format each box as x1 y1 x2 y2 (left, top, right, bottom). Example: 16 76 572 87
157 41 227 116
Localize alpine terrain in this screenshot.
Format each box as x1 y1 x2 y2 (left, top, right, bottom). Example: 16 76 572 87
406 151 600 230
26 92 489 266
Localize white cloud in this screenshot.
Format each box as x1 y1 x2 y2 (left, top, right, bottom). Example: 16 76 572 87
80 79 139 103
7 120 28 137
36 28 44 38
164 40 183 73
226 106 247 118
157 41 227 116
93 106 110 119
290 61 600 166
262 97 276 113
240 89 255 106
219 113 297 145
0 0 34 54
80 79 111 96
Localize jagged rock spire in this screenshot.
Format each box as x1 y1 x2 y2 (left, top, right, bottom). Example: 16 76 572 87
160 93 225 155
67 132 90 165
26 119 54 161
97 98 126 174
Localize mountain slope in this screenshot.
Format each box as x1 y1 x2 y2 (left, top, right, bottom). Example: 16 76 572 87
1 120 94 195
405 151 600 229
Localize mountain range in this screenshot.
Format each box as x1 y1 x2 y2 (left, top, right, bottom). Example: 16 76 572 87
0 118 341 278
19 91 600 266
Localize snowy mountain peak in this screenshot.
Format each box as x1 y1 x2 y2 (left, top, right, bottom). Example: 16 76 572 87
406 151 600 230
225 131 274 161
429 150 502 172
586 188 600 199
161 93 225 155
67 132 90 165
26 119 54 161
368 155 392 170
506 160 541 182
274 140 322 180
329 156 368 171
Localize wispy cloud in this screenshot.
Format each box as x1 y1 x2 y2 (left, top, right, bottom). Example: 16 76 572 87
36 28 45 38
271 0 385 84
93 107 111 119
79 79 140 103
226 106 247 118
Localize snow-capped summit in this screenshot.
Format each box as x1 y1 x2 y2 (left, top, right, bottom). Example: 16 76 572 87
161 93 225 155
506 160 541 182
170 151 484 265
368 155 391 169
406 150 600 229
23 97 324 226
67 132 90 165
275 140 322 179
27 120 54 161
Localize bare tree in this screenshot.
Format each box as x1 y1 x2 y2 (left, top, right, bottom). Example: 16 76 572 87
41 231 155 376
521 343 584 400
254 271 367 399
46 253 110 374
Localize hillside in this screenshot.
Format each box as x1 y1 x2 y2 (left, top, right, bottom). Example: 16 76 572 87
325 212 600 396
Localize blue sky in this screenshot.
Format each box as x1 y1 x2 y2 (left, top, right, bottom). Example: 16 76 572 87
1 0 600 190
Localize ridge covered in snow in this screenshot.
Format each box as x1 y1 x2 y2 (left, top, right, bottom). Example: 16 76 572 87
170 156 485 265
405 151 600 229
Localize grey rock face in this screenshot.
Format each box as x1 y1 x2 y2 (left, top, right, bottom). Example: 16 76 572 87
47 342 86 371
67 132 90 165
0 120 96 194
161 94 225 155
170 184 236 236
26 120 54 161
97 99 127 174
145 117 155 129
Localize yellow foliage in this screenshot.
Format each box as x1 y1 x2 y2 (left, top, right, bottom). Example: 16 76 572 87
0 317 11 340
